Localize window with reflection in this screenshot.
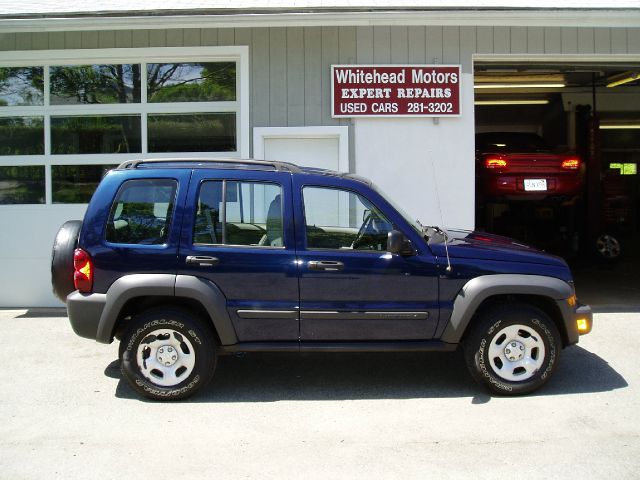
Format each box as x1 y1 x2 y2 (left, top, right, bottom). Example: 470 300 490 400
0 67 44 106
148 113 236 152
0 166 45 204
51 115 141 154
52 164 117 204
147 62 236 102
0 117 44 155
50 64 141 105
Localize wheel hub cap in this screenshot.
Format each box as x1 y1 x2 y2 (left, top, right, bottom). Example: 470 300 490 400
504 340 525 362
157 345 179 366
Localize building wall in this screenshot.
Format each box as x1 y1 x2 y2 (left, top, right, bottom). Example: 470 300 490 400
1 25 639 306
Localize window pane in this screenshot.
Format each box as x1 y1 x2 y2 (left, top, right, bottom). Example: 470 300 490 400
51 115 141 154
50 64 141 105
148 113 235 153
193 181 282 246
0 67 44 106
106 179 177 245
0 166 45 204
303 187 392 251
0 117 44 155
147 62 236 103
52 164 116 204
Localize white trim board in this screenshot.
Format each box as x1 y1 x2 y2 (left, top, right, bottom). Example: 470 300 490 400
253 126 350 173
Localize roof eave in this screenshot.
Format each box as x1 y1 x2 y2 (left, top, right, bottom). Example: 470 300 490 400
1 9 640 33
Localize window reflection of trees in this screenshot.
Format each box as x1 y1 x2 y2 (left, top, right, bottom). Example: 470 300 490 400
50 64 141 105
147 63 236 102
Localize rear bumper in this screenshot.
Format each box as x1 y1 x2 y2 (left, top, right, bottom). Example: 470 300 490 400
66 290 106 341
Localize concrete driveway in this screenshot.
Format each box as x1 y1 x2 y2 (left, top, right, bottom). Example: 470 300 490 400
0 308 637 479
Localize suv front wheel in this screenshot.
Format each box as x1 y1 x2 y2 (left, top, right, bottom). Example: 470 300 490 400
464 303 561 395
119 307 217 400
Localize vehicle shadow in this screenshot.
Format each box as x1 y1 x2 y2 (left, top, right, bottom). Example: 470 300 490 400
15 308 68 318
107 345 627 403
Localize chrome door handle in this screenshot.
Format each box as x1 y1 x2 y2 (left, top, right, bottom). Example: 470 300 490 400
186 256 219 267
308 260 344 271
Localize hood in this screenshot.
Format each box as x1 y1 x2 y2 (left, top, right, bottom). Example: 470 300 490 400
428 229 568 268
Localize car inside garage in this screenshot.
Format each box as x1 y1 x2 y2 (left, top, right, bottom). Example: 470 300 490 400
474 59 640 304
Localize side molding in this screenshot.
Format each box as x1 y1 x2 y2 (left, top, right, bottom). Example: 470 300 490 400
440 274 573 344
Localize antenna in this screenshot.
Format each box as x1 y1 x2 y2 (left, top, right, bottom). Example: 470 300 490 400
428 151 453 273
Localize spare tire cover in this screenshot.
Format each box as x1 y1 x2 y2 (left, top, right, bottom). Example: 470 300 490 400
51 220 83 303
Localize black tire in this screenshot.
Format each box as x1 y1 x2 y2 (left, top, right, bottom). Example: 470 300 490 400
463 303 561 395
594 233 621 262
51 220 83 303
119 307 217 401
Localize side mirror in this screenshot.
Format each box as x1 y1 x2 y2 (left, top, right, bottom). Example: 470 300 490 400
387 230 415 256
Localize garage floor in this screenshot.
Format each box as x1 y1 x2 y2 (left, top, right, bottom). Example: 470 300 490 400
571 232 640 310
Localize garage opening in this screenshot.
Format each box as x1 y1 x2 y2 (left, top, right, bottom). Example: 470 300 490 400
473 58 640 306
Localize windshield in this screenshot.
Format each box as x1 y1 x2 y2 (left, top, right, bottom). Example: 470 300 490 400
370 182 424 236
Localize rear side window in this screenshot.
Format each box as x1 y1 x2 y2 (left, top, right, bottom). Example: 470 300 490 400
106 178 177 245
193 180 283 247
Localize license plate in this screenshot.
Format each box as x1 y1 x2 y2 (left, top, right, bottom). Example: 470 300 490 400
524 179 547 191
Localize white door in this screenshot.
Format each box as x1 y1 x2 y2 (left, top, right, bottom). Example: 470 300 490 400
253 126 349 172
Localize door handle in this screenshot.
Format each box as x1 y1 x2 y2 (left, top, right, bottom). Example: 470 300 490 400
308 260 344 271
186 255 220 267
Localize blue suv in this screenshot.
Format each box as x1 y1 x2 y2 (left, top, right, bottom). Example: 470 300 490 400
51 158 592 400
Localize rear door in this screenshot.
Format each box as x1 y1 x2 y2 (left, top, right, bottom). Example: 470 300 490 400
178 169 299 342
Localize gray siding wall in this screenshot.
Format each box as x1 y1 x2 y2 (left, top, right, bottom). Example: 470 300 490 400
1 25 639 135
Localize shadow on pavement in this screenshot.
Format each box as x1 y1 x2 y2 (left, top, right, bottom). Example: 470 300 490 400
108 345 626 403
15 308 67 318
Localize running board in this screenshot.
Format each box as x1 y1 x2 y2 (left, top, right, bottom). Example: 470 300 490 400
220 341 457 354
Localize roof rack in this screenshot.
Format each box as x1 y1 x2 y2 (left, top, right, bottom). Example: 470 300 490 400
116 157 302 173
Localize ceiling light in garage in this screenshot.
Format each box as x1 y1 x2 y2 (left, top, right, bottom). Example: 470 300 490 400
474 73 565 89
599 123 640 129
474 83 565 89
606 72 640 88
475 99 550 106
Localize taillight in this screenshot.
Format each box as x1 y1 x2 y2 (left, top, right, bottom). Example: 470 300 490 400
485 157 508 169
561 158 580 170
73 248 93 293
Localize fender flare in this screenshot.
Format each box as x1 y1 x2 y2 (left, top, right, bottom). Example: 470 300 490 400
440 274 573 344
95 273 237 345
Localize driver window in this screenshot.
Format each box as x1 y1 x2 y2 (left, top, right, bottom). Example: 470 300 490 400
302 186 392 251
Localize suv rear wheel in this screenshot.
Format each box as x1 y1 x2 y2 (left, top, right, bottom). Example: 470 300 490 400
464 303 561 395
119 307 217 401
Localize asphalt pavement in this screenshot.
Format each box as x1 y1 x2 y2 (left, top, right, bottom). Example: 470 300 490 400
0 308 638 479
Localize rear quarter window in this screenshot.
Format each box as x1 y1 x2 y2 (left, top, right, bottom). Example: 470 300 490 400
105 178 177 245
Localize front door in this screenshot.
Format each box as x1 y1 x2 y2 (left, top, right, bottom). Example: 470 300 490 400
293 177 440 341
179 169 299 342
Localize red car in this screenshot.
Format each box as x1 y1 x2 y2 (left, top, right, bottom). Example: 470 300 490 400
476 132 584 201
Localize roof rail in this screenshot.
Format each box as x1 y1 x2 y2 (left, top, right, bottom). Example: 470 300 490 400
116 157 302 173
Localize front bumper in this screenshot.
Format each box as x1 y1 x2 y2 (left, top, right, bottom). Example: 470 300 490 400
557 297 592 346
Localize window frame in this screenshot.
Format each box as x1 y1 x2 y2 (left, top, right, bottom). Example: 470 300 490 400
0 46 249 205
193 179 285 249
301 184 395 253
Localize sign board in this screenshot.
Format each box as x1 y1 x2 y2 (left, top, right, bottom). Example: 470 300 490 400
332 65 461 118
